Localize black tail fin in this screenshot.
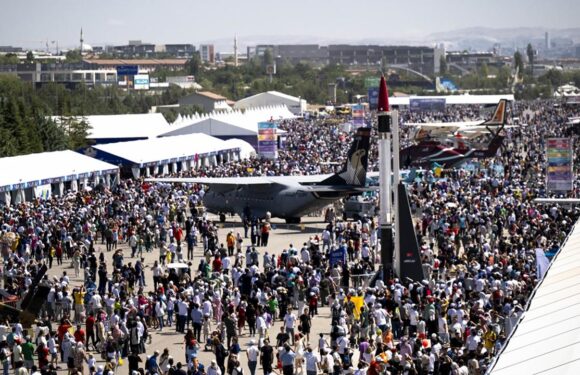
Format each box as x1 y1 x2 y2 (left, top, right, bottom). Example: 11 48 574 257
319 127 371 186
482 99 508 126
485 134 505 156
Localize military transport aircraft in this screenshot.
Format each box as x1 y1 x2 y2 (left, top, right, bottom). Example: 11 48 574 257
148 127 372 223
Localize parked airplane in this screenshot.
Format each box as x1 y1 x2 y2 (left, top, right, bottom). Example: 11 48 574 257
406 99 509 140
401 99 509 167
148 127 372 223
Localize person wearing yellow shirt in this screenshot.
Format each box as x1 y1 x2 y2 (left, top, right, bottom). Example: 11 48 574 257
483 328 497 355
73 286 86 324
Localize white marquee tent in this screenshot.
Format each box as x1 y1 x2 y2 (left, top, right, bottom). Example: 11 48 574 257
0 150 119 204
160 105 294 139
93 133 254 178
234 91 307 115
488 222 580 374
54 113 171 143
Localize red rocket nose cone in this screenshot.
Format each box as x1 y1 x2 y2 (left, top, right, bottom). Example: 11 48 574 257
378 75 390 112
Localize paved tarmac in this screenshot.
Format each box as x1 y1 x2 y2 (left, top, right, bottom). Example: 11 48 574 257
46 214 339 375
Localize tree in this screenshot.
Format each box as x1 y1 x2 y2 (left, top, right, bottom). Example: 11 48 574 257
479 62 489 78
186 53 202 78
527 43 535 77
439 56 447 75
513 52 524 78
65 49 82 63
263 48 274 67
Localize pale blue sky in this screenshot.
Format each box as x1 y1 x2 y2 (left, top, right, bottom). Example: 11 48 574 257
1 0 577 49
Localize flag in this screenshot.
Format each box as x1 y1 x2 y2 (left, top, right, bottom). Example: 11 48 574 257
535 248 551 280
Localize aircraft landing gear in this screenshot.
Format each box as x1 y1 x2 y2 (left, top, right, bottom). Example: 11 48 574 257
285 217 301 224
219 213 226 223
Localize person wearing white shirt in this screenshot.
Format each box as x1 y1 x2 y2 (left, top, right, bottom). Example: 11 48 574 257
283 310 297 345
246 339 260 375
304 347 320 375
256 315 266 339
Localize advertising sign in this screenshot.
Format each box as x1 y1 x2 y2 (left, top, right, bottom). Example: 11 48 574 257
409 98 446 112
116 65 139 76
257 122 278 159
351 104 365 128
368 87 379 110
547 138 574 191
134 74 150 90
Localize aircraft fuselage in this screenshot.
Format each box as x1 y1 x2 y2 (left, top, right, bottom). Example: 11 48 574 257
203 184 349 220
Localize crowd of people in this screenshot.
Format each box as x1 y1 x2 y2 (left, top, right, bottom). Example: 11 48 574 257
0 99 579 375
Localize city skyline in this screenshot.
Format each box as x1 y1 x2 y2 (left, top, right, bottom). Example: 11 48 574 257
1 0 578 50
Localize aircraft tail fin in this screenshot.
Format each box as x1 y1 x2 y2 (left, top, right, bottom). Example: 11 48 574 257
486 134 505 156
319 127 371 186
482 99 508 126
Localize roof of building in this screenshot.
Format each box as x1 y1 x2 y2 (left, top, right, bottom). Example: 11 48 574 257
488 221 580 375
0 150 118 192
195 91 227 100
93 133 240 166
84 59 187 66
70 113 170 141
388 94 515 106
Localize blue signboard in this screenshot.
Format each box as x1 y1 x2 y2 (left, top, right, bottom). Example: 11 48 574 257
116 65 139 76
409 98 446 112
329 247 347 267
368 87 379 110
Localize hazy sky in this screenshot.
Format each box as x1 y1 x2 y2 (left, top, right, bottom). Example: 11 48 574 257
1 0 577 50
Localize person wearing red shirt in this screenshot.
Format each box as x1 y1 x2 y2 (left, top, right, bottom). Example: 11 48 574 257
86 313 96 351
57 319 72 344
212 256 222 272
74 324 86 344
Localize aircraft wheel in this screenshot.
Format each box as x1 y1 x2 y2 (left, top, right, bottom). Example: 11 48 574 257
285 217 301 224
219 213 226 223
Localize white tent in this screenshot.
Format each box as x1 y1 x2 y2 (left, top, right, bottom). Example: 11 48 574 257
93 133 243 178
234 91 307 115
64 113 170 142
222 138 256 159
0 150 119 203
160 105 293 138
488 222 580 374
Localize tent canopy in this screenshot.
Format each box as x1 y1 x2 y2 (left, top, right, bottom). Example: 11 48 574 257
160 105 293 137
78 113 170 140
234 91 307 114
93 133 241 166
0 150 118 192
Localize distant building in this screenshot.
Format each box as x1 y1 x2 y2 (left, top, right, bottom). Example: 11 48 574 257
328 45 444 75
255 44 328 64
0 46 23 53
84 59 187 72
106 42 194 58
178 91 230 113
545 32 551 50
200 44 215 63
164 44 195 58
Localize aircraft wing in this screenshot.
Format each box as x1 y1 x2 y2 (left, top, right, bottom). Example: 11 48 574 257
306 185 377 193
146 174 333 189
